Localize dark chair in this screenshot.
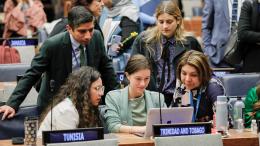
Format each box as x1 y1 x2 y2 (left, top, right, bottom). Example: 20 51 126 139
0 63 30 82
219 73 260 96
0 105 39 140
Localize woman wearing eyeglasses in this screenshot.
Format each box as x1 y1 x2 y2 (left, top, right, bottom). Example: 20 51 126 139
37 66 104 137
105 54 167 134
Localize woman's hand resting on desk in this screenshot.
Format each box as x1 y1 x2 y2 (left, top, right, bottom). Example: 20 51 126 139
0 105 15 120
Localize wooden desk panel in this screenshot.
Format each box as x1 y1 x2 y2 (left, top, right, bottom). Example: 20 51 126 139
0 130 258 146
115 133 154 146
223 129 259 146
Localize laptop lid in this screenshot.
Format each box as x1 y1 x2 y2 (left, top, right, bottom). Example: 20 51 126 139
144 107 194 138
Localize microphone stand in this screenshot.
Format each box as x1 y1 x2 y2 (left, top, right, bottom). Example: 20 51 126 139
157 42 170 124
50 80 55 131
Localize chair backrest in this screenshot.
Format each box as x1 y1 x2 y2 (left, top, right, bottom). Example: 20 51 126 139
0 105 39 140
219 73 260 96
47 139 118 146
154 134 223 146
0 63 30 82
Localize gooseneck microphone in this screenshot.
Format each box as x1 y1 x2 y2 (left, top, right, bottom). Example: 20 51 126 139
50 80 55 131
157 41 170 124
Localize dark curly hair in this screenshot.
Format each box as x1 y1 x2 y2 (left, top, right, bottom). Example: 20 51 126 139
39 66 102 128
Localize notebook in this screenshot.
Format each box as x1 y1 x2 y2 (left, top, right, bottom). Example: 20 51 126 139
139 107 194 138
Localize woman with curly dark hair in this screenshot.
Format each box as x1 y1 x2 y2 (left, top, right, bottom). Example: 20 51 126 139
37 66 104 137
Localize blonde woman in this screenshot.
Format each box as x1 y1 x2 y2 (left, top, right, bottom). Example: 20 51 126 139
132 1 202 106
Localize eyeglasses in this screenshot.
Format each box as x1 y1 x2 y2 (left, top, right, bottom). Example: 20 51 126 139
94 85 105 94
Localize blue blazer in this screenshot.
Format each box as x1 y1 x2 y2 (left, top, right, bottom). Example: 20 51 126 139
202 0 231 65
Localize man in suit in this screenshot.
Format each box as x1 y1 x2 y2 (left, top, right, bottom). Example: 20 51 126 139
202 0 244 67
0 6 119 120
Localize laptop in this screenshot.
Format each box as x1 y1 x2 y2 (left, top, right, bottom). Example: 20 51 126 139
140 107 194 138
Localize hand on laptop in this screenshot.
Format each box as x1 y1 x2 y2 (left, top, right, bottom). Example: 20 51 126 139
130 126 146 134
0 105 16 120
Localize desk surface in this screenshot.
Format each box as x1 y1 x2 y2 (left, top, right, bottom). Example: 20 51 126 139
0 129 258 146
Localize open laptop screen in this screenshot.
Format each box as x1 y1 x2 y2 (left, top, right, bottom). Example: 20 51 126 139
143 107 194 138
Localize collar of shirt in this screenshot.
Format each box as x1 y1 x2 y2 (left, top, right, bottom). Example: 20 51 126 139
161 36 175 46
69 33 85 52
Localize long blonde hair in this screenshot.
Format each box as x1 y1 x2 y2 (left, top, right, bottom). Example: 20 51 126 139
144 1 185 49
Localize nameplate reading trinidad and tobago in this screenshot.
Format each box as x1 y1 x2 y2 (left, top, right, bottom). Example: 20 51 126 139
42 127 104 145
153 122 211 137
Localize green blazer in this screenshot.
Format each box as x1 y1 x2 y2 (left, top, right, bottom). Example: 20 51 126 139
105 86 167 133
7 30 118 112
245 87 260 128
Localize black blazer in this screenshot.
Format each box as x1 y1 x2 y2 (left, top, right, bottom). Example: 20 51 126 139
7 30 118 112
238 0 260 72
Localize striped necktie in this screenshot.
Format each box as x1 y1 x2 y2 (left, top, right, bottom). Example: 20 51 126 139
231 0 238 26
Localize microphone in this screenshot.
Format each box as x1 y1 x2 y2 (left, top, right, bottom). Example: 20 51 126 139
50 80 55 131
157 42 171 124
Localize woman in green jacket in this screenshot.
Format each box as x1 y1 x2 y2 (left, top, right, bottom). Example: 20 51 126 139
105 54 167 133
245 84 260 127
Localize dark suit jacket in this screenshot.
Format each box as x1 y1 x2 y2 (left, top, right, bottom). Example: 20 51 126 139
7 30 118 112
238 0 260 72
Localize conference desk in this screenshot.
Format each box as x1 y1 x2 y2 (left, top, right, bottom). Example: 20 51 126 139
0 129 258 146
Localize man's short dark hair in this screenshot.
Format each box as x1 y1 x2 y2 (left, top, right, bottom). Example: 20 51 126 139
68 6 94 29
73 0 94 7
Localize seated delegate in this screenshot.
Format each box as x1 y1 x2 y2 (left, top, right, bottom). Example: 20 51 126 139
171 50 225 122
105 54 167 133
37 67 103 137
244 84 260 128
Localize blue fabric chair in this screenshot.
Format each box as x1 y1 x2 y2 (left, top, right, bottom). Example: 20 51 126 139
0 105 39 140
219 73 260 96
0 63 30 82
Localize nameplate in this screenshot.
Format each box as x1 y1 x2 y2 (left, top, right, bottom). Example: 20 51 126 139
116 71 125 82
153 122 212 137
0 38 38 46
42 127 104 145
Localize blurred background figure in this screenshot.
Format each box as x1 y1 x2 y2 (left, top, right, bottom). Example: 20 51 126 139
100 0 139 72
49 0 104 37
3 0 47 38
202 0 244 67
38 67 103 137
105 54 166 133
238 0 260 73
132 1 202 107
172 50 225 122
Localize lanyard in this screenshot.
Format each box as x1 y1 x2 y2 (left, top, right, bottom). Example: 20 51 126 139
189 90 202 122
72 48 80 68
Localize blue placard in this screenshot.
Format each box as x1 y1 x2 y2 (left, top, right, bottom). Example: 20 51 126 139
153 122 211 137
0 38 38 46
42 127 104 145
10 39 38 46
116 71 125 82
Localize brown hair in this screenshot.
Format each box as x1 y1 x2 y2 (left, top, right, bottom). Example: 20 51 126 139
176 50 212 87
125 54 152 75
39 66 102 128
